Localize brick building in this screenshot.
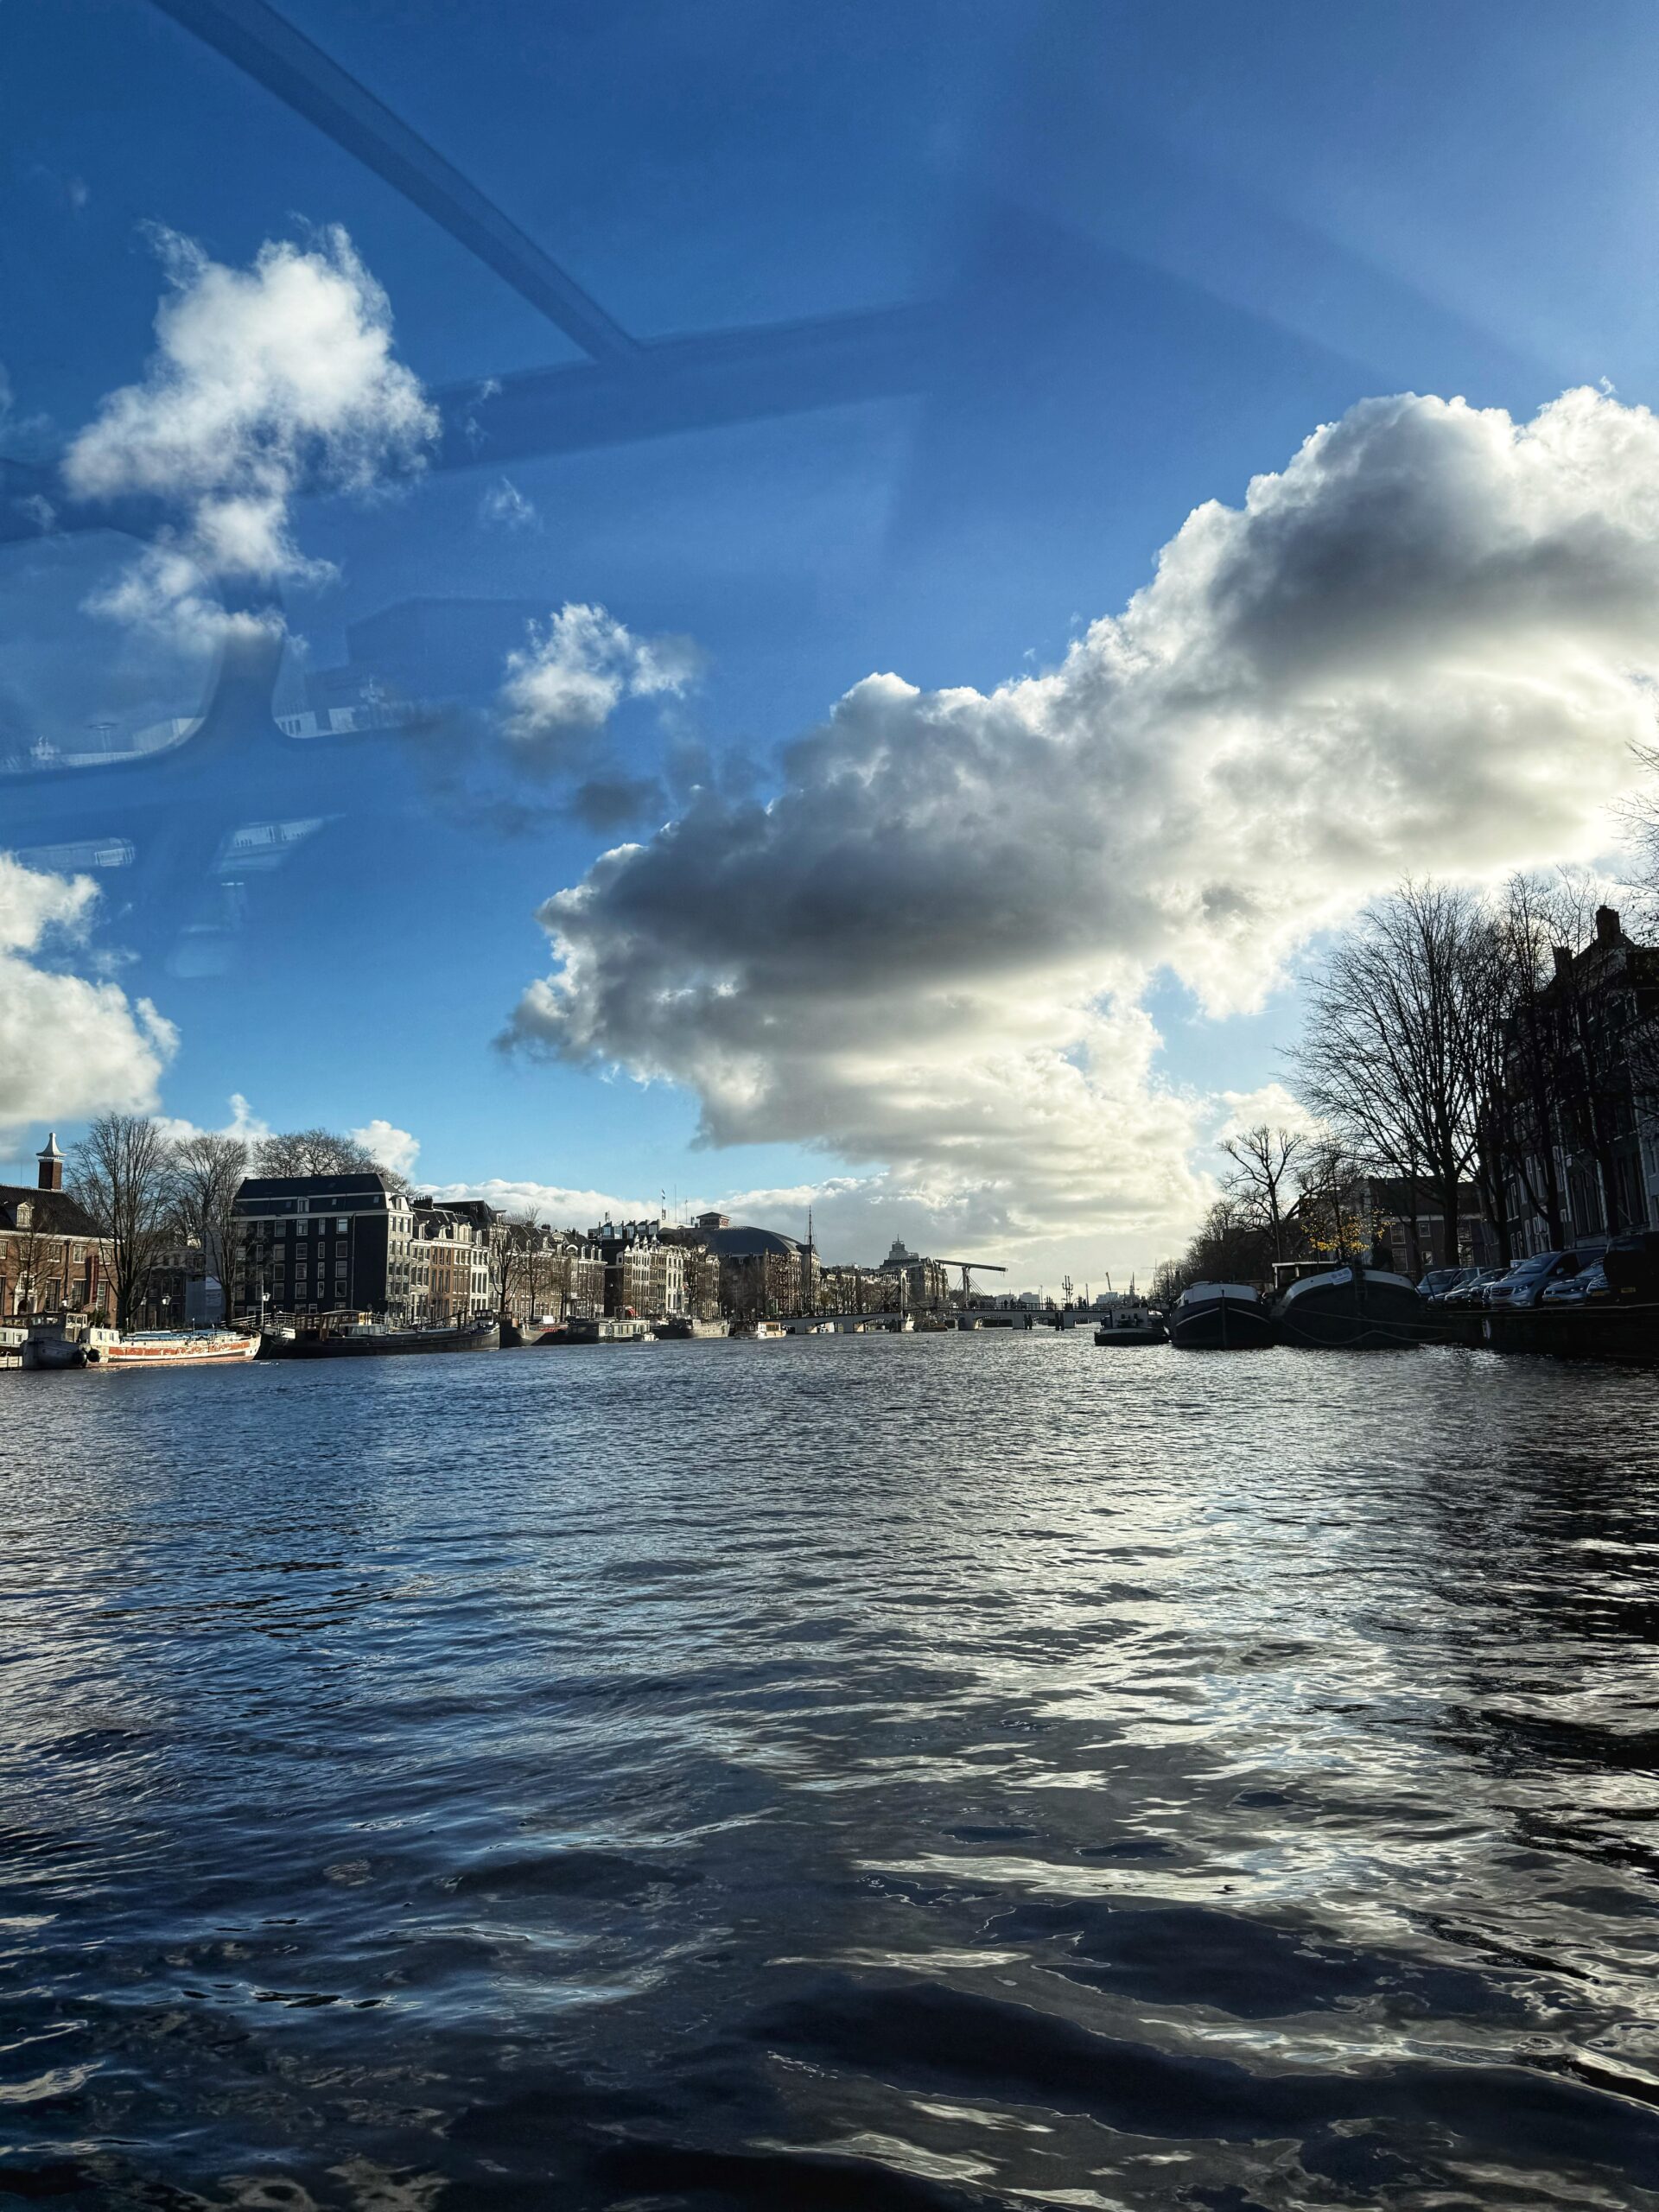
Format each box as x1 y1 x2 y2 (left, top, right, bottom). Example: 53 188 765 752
0 1136 112 1321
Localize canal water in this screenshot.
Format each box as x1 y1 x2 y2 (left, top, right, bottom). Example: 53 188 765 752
4 1335 1659 2210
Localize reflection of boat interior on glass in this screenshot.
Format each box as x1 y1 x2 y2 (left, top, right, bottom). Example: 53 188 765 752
1167 1282 1274 1350
1274 1264 1424 1350
260 1316 499 1357
1092 1298 1166 1346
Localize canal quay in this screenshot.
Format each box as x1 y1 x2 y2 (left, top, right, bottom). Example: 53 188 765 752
4 1332 1659 2210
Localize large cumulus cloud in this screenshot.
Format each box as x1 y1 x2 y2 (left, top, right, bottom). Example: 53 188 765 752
506 389 1659 1255
0 855 176 1136
63 227 435 645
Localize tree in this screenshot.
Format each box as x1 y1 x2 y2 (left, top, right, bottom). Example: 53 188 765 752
168 1133 251 1317
1293 1137 1373 1263
497 1212 546 1323
1490 869 1627 1250
255 1128 402 1182
70 1115 175 1332
1163 1196 1271 1294
1219 1124 1307 1264
1294 882 1491 1268
7 1196 54 1316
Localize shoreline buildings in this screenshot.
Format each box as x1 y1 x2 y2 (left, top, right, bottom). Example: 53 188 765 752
0 1136 113 1324
234 1173 493 1325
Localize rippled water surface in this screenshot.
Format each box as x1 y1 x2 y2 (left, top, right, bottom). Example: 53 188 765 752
5 1335 1659 2210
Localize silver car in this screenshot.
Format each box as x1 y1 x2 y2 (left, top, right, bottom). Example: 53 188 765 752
1486 1253 1577 1310
1541 1260 1610 1307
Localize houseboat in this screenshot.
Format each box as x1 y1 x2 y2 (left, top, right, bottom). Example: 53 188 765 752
25 1321 256 1369
1167 1282 1274 1350
261 1317 499 1357
1274 1264 1424 1350
551 1317 652 1345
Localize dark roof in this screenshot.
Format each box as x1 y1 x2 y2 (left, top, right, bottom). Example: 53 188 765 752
700 1224 803 1259
237 1173 393 1198
0 1185 104 1237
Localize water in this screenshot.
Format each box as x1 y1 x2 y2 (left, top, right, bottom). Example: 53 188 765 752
4 1335 1659 2211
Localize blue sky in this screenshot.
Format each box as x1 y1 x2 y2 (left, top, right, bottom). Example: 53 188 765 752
5 0 1659 1274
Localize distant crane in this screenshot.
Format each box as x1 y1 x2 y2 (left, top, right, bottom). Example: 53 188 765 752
935 1259 1008 1307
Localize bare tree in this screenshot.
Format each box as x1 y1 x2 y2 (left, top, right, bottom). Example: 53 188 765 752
256 1128 402 1182
7 1196 54 1316
169 1133 251 1319
70 1115 175 1331
1292 1137 1374 1264
1294 882 1491 1268
1220 1124 1307 1264
1164 1196 1269 1294
497 1212 543 1324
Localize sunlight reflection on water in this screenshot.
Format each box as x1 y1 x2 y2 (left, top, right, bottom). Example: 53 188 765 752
3 1334 1659 2209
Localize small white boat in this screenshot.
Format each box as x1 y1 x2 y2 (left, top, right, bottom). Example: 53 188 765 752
750 1319 790 1340
1092 1300 1166 1346
23 1320 122 1370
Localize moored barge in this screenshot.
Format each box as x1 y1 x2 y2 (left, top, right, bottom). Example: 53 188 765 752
1168 1282 1274 1350
261 1318 499 1358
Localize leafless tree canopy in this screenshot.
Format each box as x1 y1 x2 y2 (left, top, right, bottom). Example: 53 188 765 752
169 1133 251 1304
1219 1124 1307 1262
1294 880 1490 1250
9 1195 55 1315
255 1128 402 1184
70 1115 175 1332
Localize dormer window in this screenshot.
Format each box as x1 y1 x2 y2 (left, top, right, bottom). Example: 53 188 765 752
16 1201 31 1230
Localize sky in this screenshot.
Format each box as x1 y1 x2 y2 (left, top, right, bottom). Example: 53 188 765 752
5 0 1659 1283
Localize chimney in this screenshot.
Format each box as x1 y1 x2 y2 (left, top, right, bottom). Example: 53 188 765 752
36 1132 63 1193
1596 904 1621 948
1552 946 1573 982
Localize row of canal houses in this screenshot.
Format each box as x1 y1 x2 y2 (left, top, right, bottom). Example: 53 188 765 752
8 906 1659 1324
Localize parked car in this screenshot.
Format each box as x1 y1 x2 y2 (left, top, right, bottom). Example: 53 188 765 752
1602 1230 1659 1300
1541 1261 1611 1306
1417 1267 1472 1302
1443 1268 1507 1308
1485 1252 1583 1311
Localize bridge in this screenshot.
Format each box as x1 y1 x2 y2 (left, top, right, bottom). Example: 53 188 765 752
781 1308 1045 1334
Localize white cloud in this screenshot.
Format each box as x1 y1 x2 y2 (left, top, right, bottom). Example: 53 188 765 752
479 475 539 531
1213 1082 1329 1145
0 362 54 459
150 1091 270 1149
427 1175 657 1226
63 227 435 645
350 1118 421 1179
0 854 177 1139
499 602 702 756
505 387 1659 1268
